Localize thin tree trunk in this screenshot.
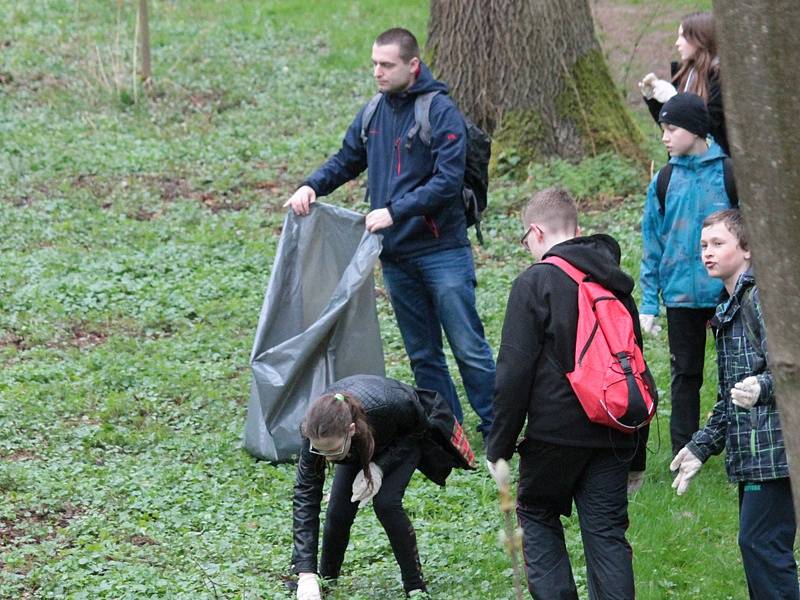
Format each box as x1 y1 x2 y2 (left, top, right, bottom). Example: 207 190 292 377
428 0 643 169
713 1 800 518
138 0 152 84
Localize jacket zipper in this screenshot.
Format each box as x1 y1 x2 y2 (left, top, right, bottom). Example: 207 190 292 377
382 108 395 210
395 137 402 175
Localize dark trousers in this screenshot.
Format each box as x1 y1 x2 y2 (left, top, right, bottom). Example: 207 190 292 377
738 478 799 600
318 446 425 594
516 441 634 600
666 307 716 456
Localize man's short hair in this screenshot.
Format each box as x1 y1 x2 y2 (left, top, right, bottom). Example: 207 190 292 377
522 187 578 233
375 28 420 63
702 208 749 252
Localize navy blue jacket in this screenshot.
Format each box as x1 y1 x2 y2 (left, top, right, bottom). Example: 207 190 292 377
304 64 469 260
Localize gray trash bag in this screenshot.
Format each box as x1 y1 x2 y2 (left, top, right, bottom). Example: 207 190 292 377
244 202 385 462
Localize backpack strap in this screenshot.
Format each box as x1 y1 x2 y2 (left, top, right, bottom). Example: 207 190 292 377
360 93 384 146
655 162 673 215
723 156 739 208
406 91 439 149
657 158 738 213
739 285 762 356
541 256 587 286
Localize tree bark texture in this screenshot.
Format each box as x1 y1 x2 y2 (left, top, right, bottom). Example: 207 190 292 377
138 0 152 83
713 1 800 519
427 0 643 170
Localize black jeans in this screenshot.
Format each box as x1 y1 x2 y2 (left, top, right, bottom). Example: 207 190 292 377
516 441 634 600
739 478 799 600
666 307 716 456
318 445 425 594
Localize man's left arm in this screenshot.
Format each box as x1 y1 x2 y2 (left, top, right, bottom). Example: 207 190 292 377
386 98 467 223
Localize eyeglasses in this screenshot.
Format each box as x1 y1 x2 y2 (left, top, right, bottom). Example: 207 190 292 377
520 226 533 248
309 431 352 457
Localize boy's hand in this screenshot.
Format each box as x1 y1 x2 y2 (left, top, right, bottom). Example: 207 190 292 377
639 314 662 335
639 73 658 99
297 573 321 600
731 376 760 409
670 447 702 495
284 185 316 216
627 471 645 496
652 79 678 103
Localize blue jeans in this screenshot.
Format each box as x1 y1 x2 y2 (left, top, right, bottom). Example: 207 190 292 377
381 246 495 435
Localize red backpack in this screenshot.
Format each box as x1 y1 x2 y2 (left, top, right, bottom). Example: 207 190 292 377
543 256 656 433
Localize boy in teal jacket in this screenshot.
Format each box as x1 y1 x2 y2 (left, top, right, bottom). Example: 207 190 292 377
639 93 732 456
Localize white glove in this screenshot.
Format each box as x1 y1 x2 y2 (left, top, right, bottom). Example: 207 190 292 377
639 72 658 99
639 314 661 335
351 462 383 507
652 79 678 103
297 573 321 600
731 376 760 409
669 447 703 495
627 470 645 496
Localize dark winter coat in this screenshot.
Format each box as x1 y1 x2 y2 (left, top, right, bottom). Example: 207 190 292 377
686 271 788 482
486 235 650 471
645 61 729 156
304 63 469 260
291 375 475 574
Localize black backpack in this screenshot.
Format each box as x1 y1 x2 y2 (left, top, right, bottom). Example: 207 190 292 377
655 156 738 214
360 91 491 244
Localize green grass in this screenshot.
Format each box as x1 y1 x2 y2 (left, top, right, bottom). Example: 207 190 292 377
0 1 768 598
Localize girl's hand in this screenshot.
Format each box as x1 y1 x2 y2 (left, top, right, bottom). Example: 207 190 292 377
351 463 383 507
297 573 321 600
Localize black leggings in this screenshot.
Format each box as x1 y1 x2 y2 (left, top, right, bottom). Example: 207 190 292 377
666 307 716 456
318 445 425 594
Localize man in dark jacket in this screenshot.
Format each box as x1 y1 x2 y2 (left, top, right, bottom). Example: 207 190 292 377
285 28 495 437
486 188 649 600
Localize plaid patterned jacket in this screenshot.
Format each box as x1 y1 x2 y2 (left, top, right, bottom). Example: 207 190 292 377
686 270 789 482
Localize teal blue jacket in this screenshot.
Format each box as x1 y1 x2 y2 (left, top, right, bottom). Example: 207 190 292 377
639 143 732 315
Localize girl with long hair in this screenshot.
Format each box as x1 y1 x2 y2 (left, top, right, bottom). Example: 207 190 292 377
639 12 730 155
290 375 475 600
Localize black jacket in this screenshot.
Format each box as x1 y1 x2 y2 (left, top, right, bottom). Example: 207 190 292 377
645 61 729 157
291 375 475 574
486 235 650 470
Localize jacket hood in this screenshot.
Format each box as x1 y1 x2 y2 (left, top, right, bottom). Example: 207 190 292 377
668 140 727 169
543 234 634 296
394 62 449 98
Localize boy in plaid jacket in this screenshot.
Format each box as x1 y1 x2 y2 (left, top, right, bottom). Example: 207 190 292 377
671 209 798 600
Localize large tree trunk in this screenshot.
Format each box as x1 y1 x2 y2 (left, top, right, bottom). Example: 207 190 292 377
427 0 643 171
713 2 800 519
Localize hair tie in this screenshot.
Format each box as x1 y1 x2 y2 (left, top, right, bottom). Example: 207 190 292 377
334 393 346 403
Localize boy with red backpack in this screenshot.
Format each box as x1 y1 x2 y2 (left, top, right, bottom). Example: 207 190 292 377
486 188 655 599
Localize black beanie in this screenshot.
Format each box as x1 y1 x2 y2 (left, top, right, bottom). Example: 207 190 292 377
658 92 710 138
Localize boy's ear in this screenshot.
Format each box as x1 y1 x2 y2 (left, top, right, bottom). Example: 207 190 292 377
575 225 582 237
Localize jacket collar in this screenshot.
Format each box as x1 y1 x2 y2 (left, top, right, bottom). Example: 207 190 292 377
714 269 756 325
